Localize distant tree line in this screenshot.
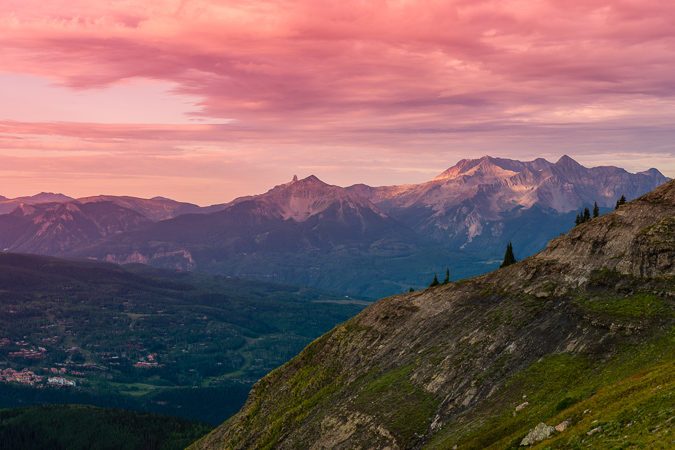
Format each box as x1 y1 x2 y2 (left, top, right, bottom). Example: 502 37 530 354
0 404 213 450
428 268 451 288
575 196 626 227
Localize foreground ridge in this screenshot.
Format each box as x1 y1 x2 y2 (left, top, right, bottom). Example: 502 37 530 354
189 179 675 450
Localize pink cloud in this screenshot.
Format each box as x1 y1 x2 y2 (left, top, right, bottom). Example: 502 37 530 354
1 0 675 202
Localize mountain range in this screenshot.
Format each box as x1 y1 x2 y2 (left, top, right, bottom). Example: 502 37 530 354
348 155 668 250
189 176 675 450
0 156 668 297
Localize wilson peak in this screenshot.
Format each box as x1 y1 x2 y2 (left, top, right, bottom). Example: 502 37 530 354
62 174 424 296
190 179 675 450
247 174 389 222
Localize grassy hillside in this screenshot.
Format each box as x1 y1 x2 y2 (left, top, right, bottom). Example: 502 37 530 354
0 404 212 450
187 180 675 449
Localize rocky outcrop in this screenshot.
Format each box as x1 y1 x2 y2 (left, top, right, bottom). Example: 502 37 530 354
520 422 555 446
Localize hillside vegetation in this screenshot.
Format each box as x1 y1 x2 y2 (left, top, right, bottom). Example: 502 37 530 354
0 254 369 424
189 180 675 449
0 404 212 450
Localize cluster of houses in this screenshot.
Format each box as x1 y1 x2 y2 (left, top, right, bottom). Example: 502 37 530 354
134 353 163 369
2 338 48 360
8 348 45 360
0 366 79 387
134 361 161 368
0 368 42 384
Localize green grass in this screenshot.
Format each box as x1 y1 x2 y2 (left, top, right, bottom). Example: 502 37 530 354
353 365 439 447
639 217 675 244
526 358 675 449
576 292 672 320
424 323 675 450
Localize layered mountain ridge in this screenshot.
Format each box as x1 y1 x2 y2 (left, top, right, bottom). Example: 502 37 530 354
221 175 394 224
0 156 668 297
62 176 429 296
189 178 675 450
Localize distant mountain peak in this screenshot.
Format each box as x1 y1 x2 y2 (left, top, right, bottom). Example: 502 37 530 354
299 175 322 183
346 155 669 251
554 154 582 167
638 168 664 177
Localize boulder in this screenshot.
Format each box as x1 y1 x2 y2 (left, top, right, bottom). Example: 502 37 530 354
555 419 572 432
520 422 555 446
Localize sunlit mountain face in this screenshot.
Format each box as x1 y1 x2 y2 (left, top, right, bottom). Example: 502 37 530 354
349 155 669 250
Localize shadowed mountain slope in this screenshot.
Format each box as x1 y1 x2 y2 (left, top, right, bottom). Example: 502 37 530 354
189 179 675 450
0 201 153 254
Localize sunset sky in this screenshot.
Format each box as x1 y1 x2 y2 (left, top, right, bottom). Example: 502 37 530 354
1 0 675 205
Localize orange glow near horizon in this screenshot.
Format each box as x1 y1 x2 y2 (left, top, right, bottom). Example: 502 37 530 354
1 0 675 204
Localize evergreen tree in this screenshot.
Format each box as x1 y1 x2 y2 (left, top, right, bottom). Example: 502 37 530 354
574 213 582 226
583 207 591 222
442 267 450 284
429 274 439 287
409 287 414 293
593 201 599 218
500 242 516 268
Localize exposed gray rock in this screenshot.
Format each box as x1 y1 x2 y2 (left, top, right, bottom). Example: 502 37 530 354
520 422 555 446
